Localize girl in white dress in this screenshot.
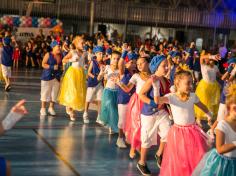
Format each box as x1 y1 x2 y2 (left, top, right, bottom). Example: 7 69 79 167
57 36 87 121
100 51 120 133
193 83 236 176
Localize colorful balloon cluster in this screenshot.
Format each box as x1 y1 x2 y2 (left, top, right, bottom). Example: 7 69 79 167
0 16 63 28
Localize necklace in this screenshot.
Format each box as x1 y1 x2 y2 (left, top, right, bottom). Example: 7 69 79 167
139 72 150 80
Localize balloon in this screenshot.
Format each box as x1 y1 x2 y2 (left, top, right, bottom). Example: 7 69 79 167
44 17 51 27
51 18 57 27
32 17 38 27
13 17 20 27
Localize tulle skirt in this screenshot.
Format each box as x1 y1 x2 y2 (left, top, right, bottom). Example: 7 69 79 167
100 88 119 132
0 65 4 81
192 149 236 176
58 66 87 111
160 123 209 176
124 93 143 150
195 79 220 120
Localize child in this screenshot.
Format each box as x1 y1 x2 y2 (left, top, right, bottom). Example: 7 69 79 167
58 36 87 121
155 70 213 176
83 46 105 124
137 55 171 175
193 83 236 176
115 51 137 148
40 41 62 116
168 51 182 86
1 37 13 91
195 53 221 126
0 41 4 82
208 59 236 138
12 45 20 69
0 99 27 176
100 51 120 133
115 56 150 157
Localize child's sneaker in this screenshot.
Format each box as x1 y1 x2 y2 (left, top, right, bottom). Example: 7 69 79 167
137 162 151 176
48 108 56 116
116 137 127 148
40 108 47 116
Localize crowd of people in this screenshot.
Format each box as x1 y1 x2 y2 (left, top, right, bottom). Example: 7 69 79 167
0 28 236 176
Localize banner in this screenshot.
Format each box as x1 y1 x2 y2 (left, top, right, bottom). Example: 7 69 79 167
15 27 51 42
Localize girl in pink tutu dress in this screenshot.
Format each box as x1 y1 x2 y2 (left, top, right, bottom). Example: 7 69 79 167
155 70 213 176
115 56 150 159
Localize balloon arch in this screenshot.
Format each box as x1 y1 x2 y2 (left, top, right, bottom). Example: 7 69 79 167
0 16 63 28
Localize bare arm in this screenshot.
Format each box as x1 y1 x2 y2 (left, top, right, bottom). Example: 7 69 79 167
97 65 105 81
118 57 125 76
221 71 230 81
87 61 95 79
139 78 153 104
42 53 50 69
216 129 236 154
200 54 209 65
116 81 135 93
195 101 210 114
139 78 169 105
62 52 72 63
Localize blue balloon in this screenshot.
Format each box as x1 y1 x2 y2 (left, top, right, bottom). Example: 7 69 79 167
13 17 20 27
51 18 57 27
32 17 38 27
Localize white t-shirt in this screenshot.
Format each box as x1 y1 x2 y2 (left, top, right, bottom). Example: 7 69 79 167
216 120 236 157
104 65 119 89
201 64 219 83
165 93 200 125
70 50 84 68
129 73 146 94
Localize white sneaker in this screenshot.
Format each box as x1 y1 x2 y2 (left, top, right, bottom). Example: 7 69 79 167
96 115 105 125
116 137 127 148
48 108 56 116
83 112 88 118
40 108 47 116
96 119 105 126
70 116 76 121
109 127 115 135
83 117 90 124
69 113 76 121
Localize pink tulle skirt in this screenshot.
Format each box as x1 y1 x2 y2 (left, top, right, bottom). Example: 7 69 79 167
124 93 143 150
159 123 208 176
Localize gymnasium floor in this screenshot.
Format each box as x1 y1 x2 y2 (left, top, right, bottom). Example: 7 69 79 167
0 69 158 176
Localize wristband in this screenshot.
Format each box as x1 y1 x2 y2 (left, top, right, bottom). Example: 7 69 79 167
149 100 157 108
121 51 128 59
2 112 23 131
227 66 234 73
